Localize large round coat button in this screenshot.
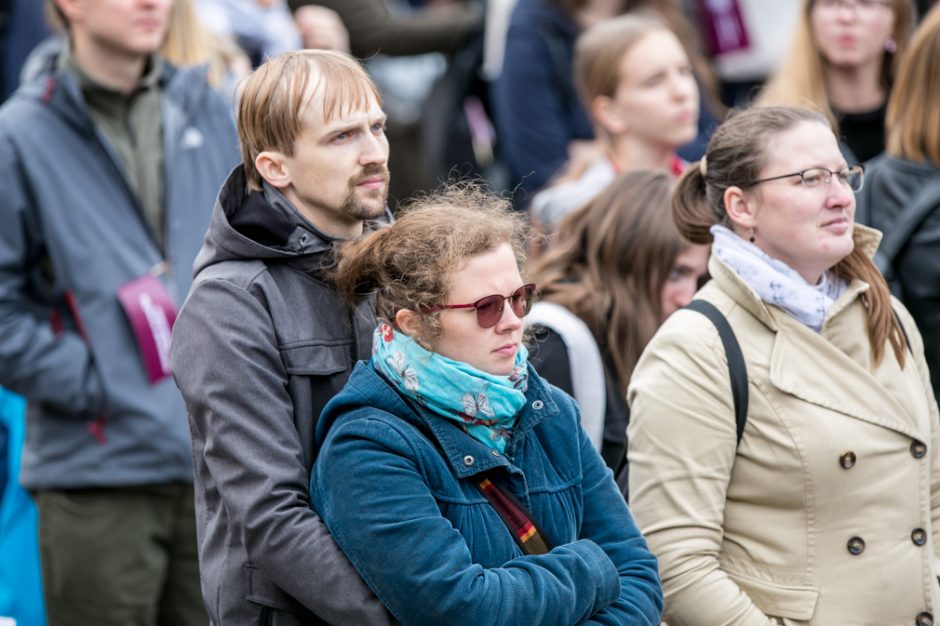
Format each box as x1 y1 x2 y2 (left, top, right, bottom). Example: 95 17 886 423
839 451 856 469
916 611 933 626
912 528 927 546
912 441 928 458
847 536 865 555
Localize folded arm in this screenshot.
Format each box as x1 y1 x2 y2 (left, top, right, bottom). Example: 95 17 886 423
313 414 624 626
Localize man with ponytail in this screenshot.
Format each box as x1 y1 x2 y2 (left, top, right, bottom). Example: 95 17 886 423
628 105 940 625
170 50 394 625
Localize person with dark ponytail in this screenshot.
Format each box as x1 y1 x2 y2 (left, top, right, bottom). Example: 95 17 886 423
527 169 707 469
627 105 940 624
311 185 663 625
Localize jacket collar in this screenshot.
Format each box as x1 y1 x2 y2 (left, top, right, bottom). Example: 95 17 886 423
58 44 162 110
709 223 921 438
194 166 392 277
337 362 561 478
32 38 188 139
767 310 922 439
709 223 883 334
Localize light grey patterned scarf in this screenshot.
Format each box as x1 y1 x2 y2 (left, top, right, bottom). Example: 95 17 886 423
710 225 848 332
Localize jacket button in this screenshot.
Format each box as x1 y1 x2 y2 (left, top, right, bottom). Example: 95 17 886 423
490 449 500 457
912 528 927 546
839 451 856 469
916 612 934 626
847 536 865 555
462 455 475 466
532 400 544 410
912 440 928 459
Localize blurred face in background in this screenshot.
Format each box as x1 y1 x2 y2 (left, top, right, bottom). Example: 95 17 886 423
57 0 174 58
810 0 896 71
660 244 709 318
572 0 626 29
603 29 699 150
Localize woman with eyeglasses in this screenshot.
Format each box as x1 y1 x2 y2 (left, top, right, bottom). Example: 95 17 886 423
309 185 663 625
627 105 940 624
758 0 914 163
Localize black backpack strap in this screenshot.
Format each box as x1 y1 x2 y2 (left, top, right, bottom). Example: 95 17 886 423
684 300 749 445
893 308 912 355
617 298 748 501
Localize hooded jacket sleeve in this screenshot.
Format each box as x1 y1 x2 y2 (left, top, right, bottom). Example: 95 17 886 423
171 277 392 625
0 131 105 415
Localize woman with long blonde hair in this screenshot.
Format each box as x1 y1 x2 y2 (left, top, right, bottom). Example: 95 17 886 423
758 0 914 162
530 13 700 227
161 0 250 100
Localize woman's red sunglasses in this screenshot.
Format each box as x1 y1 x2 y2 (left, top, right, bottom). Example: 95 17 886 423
423 284 537 329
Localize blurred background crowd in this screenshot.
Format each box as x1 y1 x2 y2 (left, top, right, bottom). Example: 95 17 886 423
3 0 940 623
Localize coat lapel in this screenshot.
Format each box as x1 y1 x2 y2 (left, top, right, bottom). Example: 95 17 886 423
769 308 921 440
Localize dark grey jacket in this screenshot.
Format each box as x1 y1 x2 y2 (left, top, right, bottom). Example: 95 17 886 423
857 154 940 401
171 167 393 625
0 51 238 489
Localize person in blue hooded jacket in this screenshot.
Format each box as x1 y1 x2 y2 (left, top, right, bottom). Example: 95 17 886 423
310 184 663 626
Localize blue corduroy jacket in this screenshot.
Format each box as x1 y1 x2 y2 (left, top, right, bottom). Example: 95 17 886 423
311 360 663 626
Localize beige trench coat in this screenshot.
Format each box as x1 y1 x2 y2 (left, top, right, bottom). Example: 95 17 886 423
628 227 940 625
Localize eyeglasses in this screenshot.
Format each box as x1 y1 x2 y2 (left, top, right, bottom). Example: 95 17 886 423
423 283 536 329
745 164 864 192
814 0 892 14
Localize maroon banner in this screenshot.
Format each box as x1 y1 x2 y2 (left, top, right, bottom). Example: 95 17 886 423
699 0 750 56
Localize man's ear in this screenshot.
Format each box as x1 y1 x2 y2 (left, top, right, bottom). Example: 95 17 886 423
591 95 627 136
255 150 291 189
723 185 758 231
395 309 423 339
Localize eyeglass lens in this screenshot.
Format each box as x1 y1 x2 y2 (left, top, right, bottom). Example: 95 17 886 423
475 285 534 328
803 167 863 191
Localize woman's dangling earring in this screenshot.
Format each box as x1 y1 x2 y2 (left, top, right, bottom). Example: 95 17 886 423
885 37 897 53
748 228 756 243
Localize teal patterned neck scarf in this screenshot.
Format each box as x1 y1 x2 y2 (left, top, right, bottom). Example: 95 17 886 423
372 322 529 453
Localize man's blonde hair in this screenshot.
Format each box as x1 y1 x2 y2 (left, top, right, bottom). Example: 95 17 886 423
237 50 382 192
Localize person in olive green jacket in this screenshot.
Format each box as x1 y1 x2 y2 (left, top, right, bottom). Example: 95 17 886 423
628 105 940 625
